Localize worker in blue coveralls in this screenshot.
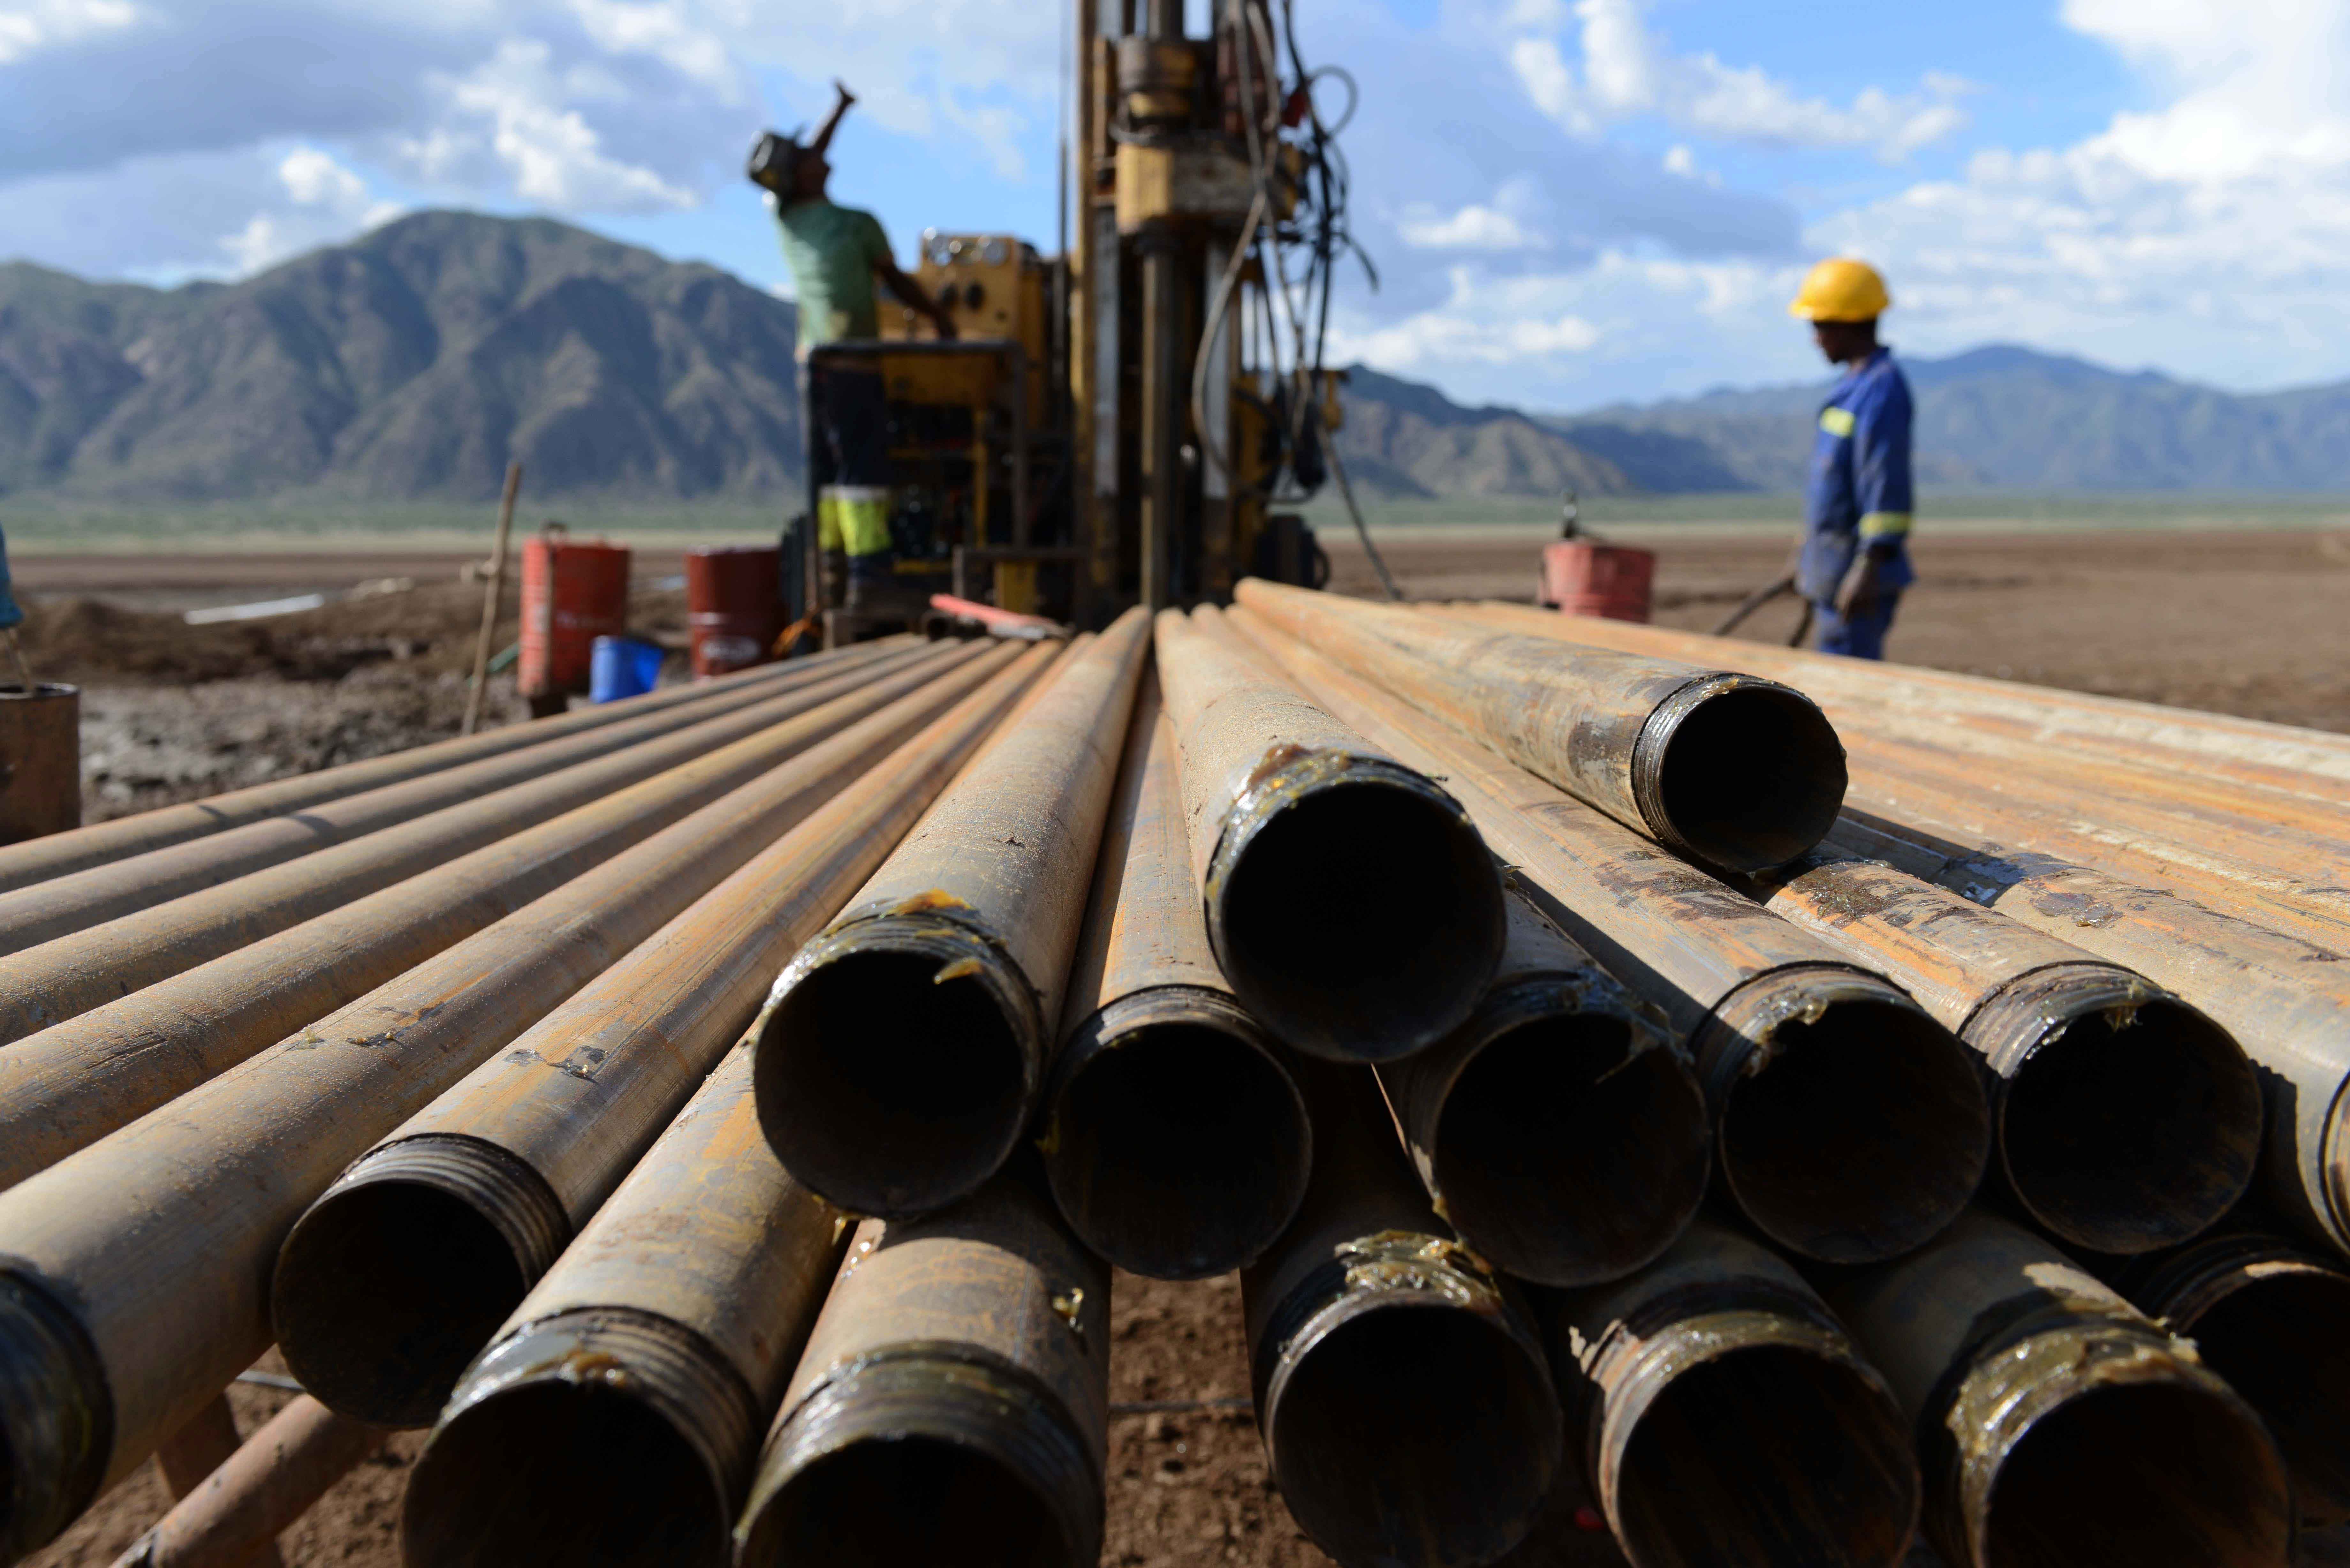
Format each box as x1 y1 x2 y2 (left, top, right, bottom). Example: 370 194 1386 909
1787 258 1912 660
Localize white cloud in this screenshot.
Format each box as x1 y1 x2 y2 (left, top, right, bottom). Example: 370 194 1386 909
421 38 695 211
1507 0 1972 162
0 0 140 63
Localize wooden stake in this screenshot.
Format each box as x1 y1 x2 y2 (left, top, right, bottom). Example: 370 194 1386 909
460 463 524 737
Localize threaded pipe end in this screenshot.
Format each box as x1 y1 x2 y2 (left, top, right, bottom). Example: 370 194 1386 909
0 1269 110 1563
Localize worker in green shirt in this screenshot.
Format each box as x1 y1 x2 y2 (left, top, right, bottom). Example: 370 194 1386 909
750 81 956 611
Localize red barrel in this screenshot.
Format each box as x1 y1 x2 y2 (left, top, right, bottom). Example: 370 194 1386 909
685 545 785 678
1539 541 1655 623
519 526 632 699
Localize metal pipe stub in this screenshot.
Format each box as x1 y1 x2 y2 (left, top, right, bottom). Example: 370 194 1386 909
0 1269 110 1562
1693 965 1989 1263
1628 670 1848 875
404 1307 761 1568
274 1133 571 1429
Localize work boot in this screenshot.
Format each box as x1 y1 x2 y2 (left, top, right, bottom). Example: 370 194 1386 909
845 553 925 619
821 547 849 610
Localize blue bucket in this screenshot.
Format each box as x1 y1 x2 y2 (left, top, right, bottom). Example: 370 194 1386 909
590 636 666 703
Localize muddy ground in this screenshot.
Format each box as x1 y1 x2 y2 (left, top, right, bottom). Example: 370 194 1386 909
16 527 2350 1566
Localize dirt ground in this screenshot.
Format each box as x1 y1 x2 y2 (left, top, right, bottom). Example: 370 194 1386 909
15 527 2350 1565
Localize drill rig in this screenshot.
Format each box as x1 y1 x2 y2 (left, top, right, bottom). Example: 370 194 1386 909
791 0 1368 636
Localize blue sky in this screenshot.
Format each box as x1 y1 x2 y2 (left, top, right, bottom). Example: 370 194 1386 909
6 0 2348 411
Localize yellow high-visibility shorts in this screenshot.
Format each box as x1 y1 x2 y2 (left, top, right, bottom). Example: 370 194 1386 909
818 485 891 557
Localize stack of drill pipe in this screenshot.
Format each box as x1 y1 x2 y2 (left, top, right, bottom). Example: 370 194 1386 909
1041 670 1313 1279
272 638 1056 1428
0 636 903 896
110 1397 388 1568
0 641 990 1192
1375 886 1710 1287
1824 1207 2293 1568
1228 604 1990 1264
1152 604 1505 1061
0 641 1052 1564
1438 600 2350 946
733 1159 1111 1568
1241 1060 1562 1568
1752 849 2264 1255
2098 1226 2350 1527
0 639 952 1049
0 641 915 958
401 1044 847 1568
1542 1219 1919 1568
1231 577 1849 875
1440 599 2350 796
1828 813 2350 1255
753 607 1152 1219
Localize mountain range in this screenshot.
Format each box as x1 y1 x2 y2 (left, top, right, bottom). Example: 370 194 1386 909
8 209 2350 504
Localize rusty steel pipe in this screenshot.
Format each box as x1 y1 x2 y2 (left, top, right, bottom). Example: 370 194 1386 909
2104 1229 2350 1527
0 645 1045 1564
1229 605 1989 1264
0 640 956 1050
1827 813 2350 1256
1544 1219 1919 1568
0 643 992 1194
1243 1061 1561 1568
733 1163 1111 1568
401 1045 848 1567
1755 850 2263 1254
1042 672 1310 1279
754 608 1152 1219
275 644 1057 1428
1153 604 1504 1062
1235 579 1847 874
0 642 920 957
111 1396 388 1568
1445 599 2350 793
0 638 905 899
1825 1208 2293 1568
1375 887 1707 1288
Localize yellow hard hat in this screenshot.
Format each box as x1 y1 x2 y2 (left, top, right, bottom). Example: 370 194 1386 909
1788 258 1890 322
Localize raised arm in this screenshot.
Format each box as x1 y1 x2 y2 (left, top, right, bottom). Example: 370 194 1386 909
810 80 856 158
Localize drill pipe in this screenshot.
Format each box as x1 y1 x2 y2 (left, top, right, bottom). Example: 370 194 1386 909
0 638 904 898
1824 1208 2293 1568
0 643 989 1193
733 1163 1112 1568
1825 811 2350 1255
1152 604 1504 1062
1043 672 1311 1279
1443 599 2350 795
275 641 1054 1427
1233 578 1847 874
1374 886 1708 1287
1242 1061 1562 1568
2103 1229 2350 1527
1754 850 2263 1254
0 640 954 1048
0 644 1047 1564
1543 1219 1919 1568
110 1396 388 1568
401 1045 847 1568
0 643 915 956
754 607 1152 1218
1229 605 1989 1264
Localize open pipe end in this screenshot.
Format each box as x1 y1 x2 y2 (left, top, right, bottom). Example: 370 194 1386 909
1612 1339 1919 1568
1976 1365 2291 1568
1265 1299 1561 1567
1429 1008 1709 1287
736 1353 1099 1568
1995 989 2264 1255
273 1135 569 1429
0 1272 110 1563
1210 759 1505 1063
756 922 1044 1218
1712 978 1990 1263
404 1310 754 1568
2170 1260 2350 1527
1636 677 1848 874
1044 991 1310 1280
